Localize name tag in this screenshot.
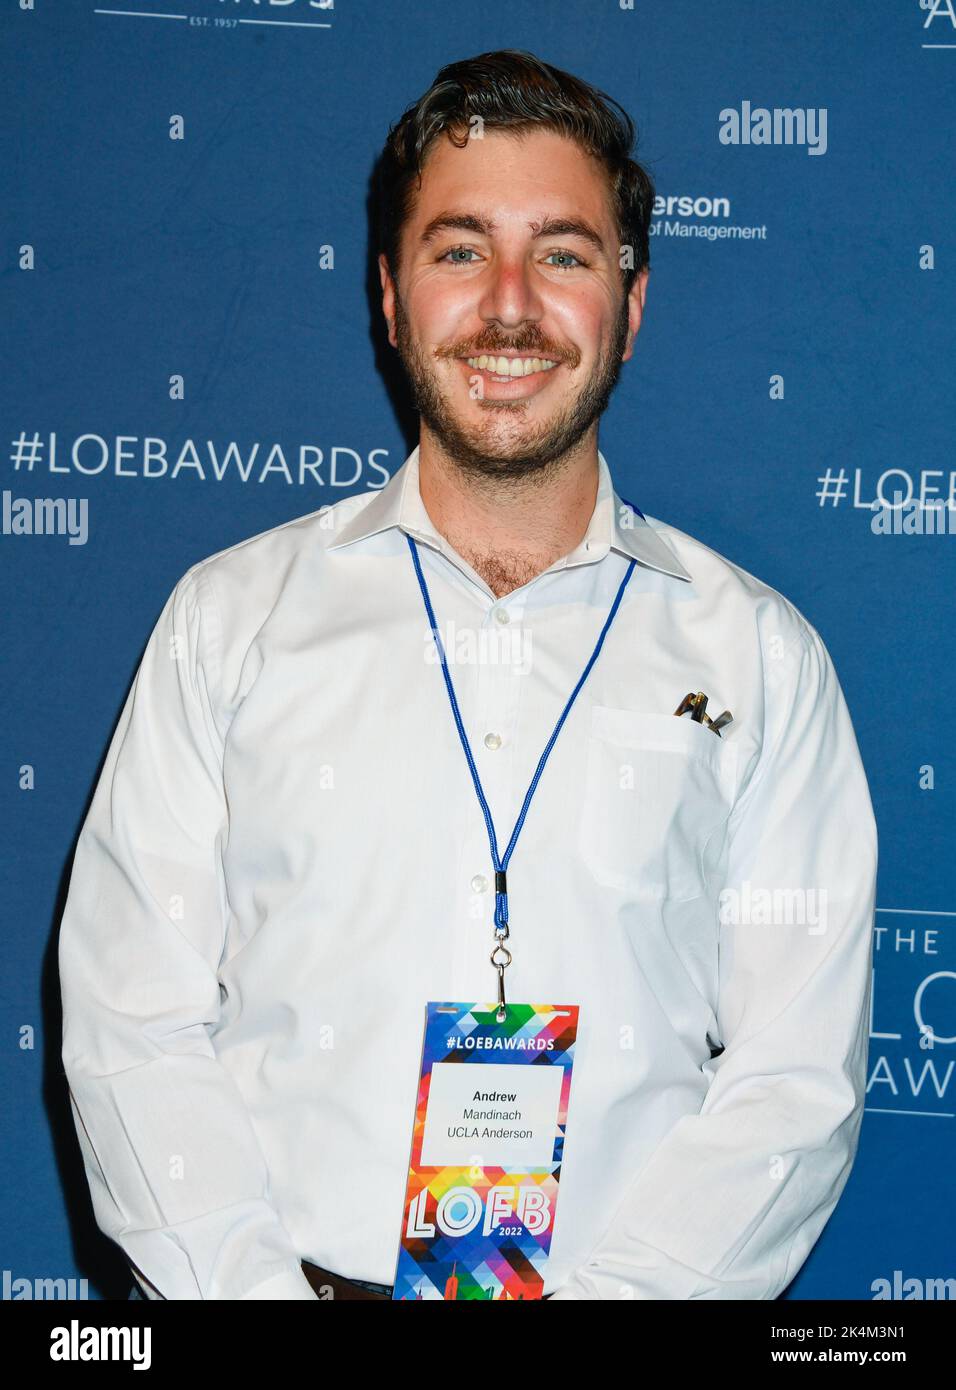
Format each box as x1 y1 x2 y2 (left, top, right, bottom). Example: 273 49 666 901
392 1001 578 1300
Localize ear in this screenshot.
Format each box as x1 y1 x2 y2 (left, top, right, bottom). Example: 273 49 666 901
379 253 398 349
621 267 650 364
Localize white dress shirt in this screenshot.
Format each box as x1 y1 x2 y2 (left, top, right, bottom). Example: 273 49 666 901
59 444 878 1300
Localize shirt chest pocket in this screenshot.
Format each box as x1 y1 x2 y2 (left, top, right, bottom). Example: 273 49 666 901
578 705 739 901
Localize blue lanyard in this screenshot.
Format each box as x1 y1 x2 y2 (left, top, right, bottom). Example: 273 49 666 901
407 528 638 981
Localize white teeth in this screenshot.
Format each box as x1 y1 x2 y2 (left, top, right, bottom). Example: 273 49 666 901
465 355 557 376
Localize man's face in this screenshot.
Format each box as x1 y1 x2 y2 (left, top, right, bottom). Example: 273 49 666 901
379 127 649 481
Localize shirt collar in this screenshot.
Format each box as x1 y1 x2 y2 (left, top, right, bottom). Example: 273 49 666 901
327 444 692 584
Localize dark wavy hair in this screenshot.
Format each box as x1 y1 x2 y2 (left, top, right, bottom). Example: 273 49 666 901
375 49 656 297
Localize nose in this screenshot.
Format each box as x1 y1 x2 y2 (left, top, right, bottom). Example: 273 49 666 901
476 253 544 334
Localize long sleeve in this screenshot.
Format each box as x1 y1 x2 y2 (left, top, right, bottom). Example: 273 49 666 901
59 567 317 1301
550 617 878 1299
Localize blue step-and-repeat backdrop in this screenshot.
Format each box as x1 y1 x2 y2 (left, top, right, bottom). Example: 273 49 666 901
2 1 954 1300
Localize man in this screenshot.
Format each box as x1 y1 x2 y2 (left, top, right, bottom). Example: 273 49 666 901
59 49 877 1301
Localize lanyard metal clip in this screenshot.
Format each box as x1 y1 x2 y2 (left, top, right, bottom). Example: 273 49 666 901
490 934 512 1024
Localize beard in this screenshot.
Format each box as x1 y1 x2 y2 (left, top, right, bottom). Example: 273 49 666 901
392 286 632 485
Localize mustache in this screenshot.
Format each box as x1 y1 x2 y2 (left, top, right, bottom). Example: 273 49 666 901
436 335 578 367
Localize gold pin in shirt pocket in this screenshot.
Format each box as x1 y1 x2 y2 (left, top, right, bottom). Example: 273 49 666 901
578 706 739 901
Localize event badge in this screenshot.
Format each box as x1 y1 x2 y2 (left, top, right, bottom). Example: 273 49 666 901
392 1001 578 1300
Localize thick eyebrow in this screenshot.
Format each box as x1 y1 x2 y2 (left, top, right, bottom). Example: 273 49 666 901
418 211 608 256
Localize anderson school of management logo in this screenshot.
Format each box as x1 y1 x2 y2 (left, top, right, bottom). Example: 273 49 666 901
92 0 335 30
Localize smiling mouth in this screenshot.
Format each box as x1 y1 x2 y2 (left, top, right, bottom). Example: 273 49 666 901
460 354 560 380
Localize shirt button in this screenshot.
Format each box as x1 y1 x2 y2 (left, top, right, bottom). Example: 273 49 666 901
493 608 510 625
471 874 489 893
483 732 502 750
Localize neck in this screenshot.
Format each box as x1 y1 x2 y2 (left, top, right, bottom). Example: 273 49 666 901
417 434 600 599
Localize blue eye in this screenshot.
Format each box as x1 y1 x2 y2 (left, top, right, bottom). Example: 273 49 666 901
442 246 480 266
545 251 584 271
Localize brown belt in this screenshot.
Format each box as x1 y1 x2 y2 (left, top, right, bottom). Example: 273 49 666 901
301 1258 553 1300
301 1260 391 1300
